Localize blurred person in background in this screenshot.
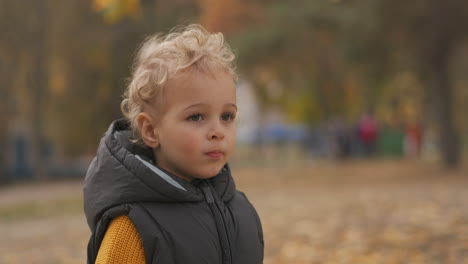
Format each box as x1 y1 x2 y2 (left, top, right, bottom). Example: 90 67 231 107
358 111 378 157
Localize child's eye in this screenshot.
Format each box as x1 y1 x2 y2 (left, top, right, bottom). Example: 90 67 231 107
187 113 203 122
221 112 235 122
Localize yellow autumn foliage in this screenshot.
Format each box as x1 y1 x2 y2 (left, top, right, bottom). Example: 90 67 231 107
92 0 141 23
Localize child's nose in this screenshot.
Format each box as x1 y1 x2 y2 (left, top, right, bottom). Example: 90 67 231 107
207 123 225 140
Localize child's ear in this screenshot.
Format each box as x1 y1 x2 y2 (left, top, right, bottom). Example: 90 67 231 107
136 112 160 148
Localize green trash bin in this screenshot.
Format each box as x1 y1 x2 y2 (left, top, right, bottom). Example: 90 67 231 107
377 128 404 157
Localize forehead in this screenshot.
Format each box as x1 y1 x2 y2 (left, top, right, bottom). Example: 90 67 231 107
162 69 236 107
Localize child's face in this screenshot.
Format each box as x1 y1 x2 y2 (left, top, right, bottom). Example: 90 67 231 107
153 69 237 182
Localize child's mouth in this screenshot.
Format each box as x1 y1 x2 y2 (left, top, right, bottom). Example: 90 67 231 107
206 151 224 158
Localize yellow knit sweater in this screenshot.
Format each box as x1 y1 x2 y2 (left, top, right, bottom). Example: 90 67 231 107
96 215 146 264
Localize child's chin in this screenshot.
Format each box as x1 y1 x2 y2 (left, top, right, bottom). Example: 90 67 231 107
194 167 224 179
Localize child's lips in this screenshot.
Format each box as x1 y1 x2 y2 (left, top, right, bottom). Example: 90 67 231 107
206 151 224 158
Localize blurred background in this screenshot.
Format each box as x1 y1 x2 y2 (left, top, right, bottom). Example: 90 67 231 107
1 0 467 263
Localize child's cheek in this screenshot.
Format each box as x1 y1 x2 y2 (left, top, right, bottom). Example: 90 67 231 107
181 134 200 154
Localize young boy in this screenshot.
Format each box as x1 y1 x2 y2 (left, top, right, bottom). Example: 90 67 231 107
83 25 264 264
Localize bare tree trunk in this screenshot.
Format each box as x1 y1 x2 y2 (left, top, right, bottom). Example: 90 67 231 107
431 65 460 168
28 0 49 179
425 0 461 169
0 0 14 183
428 36 460 168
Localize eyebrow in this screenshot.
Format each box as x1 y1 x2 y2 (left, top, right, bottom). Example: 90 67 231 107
183 103 238 111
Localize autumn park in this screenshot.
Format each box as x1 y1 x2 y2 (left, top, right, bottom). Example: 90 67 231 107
1 0 468 263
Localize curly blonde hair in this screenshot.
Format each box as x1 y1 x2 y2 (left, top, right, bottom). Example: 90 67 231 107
121 24 237 143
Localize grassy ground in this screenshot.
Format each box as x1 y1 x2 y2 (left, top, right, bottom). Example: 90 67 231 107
0 159 467 264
